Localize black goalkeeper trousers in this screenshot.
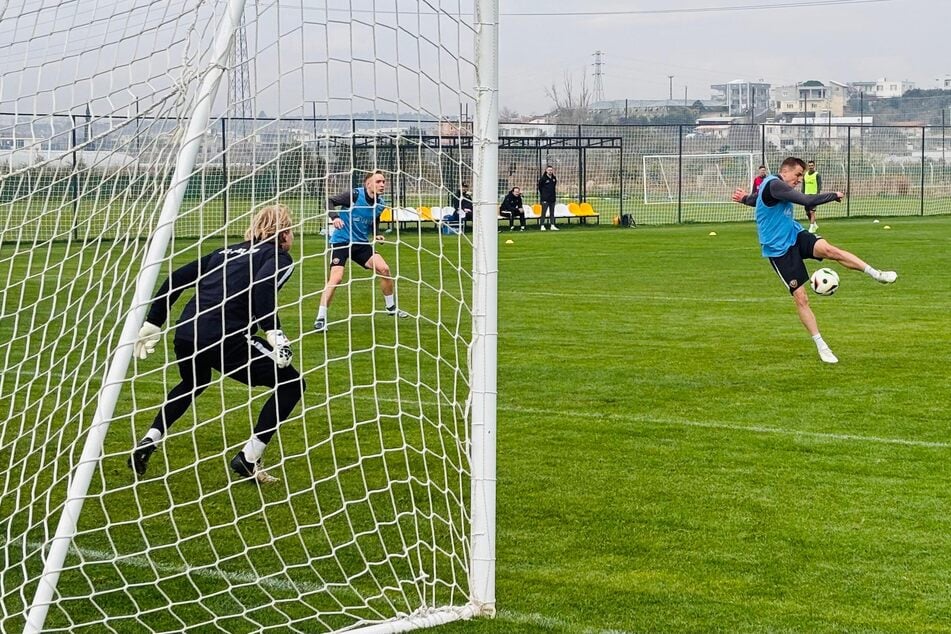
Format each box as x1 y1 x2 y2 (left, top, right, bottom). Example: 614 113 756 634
149 337 305 444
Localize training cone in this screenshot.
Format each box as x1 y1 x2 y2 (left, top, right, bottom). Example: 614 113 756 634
708 231 717 236
883 225 891 230
505 239 514 244
873 219 880 223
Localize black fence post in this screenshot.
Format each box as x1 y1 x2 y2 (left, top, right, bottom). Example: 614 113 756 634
846 125 851 217
677 124 683 224
921 126 926 216
619 136 625 223
221 117 229 229
71 115 79 241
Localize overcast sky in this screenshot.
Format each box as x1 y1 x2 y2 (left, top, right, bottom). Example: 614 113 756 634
497 0 950 115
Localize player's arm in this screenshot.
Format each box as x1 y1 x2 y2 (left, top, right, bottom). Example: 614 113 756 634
327 190 355 227
731 187 756 207
817 173 823 192
766 179 841 207
135 254 212 358
251 253 294 367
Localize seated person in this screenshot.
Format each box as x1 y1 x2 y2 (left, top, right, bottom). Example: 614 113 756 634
499 186 527 231
447 184 474 228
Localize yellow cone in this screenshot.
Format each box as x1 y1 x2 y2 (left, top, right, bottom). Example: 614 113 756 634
883 225 891 230
708 231 717 236
505 239 514 244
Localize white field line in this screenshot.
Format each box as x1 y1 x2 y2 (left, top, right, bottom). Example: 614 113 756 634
13 540 631 634
4 368 950 450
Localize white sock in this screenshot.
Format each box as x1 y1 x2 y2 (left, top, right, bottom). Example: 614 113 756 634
145 428 163 443
317 305 328 321
242 436 267 462
812 333 829 350
384 294 396 310
863 265 881 280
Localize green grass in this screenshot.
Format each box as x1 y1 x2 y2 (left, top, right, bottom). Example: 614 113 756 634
3 216 951 633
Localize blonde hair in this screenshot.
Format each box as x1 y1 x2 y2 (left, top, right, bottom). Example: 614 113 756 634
245 204 293 241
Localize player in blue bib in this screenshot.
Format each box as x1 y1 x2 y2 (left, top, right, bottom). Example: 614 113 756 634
733 157 898 364
314 170 409 332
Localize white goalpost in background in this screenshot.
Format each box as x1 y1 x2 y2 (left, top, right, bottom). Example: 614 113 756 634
1 1 497 632
643 152 755 205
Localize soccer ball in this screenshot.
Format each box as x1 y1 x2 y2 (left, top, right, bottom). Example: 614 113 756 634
810 267 840 296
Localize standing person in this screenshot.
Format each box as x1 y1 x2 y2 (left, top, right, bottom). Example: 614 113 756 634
802 160 822 233
499 186 527 231
448 183 474 231
537 165 558 231
732 156 897 364
751 164 768 197
313 170 408 333
129 204 304 483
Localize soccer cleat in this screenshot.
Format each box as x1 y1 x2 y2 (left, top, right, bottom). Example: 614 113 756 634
540 225 547 231
127 438 156 477
230 451 279 484
387 307 410 319
520 226 526 231
313 318 327 332
876 270 898 284
818 347 839 364
808 223 818 233
550 224 560 231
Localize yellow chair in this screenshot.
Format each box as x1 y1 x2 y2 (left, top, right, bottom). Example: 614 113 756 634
380 208 393 223
418 206 434 221
578 202 596 216
531 203 541 216
567 202 581 215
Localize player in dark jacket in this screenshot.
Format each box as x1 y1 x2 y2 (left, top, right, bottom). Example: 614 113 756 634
537 165 558 231
129 204 303 483
499 186 527 230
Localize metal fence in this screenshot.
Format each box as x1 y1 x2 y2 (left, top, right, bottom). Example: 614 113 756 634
2 114 949 241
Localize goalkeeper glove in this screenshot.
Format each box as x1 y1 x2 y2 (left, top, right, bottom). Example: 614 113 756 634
134 322 162 359
265 330 293 368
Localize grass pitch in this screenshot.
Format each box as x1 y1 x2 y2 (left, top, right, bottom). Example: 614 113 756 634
3 215 950 633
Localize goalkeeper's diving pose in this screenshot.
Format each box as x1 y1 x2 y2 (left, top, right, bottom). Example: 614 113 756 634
129 204 304 483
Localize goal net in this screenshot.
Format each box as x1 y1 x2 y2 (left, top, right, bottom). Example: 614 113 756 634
642 152 755 205
0 1 497 633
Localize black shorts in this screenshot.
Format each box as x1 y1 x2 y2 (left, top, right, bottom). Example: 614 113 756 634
329 243 374 269
174 336 300 388
768 230 823 294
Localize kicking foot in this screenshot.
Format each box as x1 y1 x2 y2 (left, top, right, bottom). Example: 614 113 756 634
387 307 410 318
808 223 818 233
313 318 327 332
876 271 898 284
127 438 156 477
818 347 839 364
230 451 279 484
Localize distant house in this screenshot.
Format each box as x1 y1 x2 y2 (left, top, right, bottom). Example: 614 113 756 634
850 78 915 98
589 99 722 118
693 116 744 139
764 116 871 151
710 80 770 118
770 80 850 118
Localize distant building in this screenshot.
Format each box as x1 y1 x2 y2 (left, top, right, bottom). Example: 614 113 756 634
770 80 850 118
764 116 872 151
693 115 744 139
500 121 555 137
935 75 951 90
850 78 915 98
710 80 770 117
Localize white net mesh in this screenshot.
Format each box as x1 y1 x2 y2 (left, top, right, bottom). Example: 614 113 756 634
1 1 492 632
642 152 755 205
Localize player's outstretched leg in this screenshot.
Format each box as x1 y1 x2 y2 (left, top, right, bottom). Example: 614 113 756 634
370 254 409 318
814 239 897 284
314 266 345 332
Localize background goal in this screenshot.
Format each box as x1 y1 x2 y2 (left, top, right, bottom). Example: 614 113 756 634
643 152 755 205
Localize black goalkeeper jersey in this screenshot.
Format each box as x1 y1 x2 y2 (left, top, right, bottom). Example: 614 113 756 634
146 240 294 346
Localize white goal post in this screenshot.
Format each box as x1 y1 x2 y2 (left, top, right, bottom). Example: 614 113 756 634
642 152 756 205
1 1 497 633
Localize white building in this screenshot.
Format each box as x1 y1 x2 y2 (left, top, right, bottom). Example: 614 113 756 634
710 80 770 117
936 75 951 90
850 78 915 98
764 116 872 151
770 80 851 118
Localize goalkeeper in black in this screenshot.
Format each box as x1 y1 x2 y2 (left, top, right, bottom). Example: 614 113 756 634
129 204 304 483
